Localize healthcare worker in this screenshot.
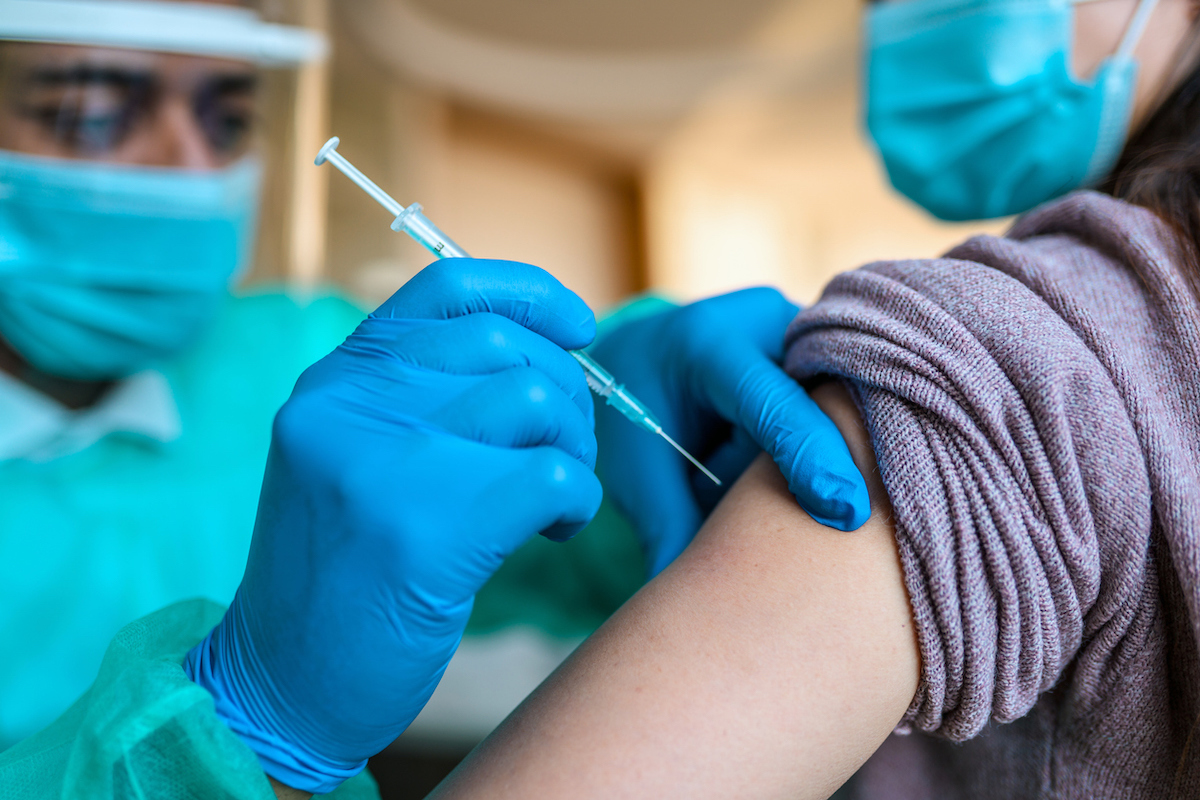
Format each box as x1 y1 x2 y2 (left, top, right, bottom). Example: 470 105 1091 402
0 0 357 746
0 0 868 756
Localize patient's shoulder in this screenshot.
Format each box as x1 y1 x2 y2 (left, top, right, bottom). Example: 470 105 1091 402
429 382 919 800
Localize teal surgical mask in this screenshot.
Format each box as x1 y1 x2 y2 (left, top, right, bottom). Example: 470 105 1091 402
865 0 1160 221
0 150 260 379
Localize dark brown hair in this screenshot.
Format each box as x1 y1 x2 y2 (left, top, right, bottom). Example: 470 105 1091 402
1104 39 1200 287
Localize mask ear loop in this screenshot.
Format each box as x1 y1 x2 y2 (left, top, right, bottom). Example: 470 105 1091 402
1069 0 1161 61
1078 0 1162 186
1116 0 1162 60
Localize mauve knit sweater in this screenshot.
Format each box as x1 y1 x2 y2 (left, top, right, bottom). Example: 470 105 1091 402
783 191 1200 798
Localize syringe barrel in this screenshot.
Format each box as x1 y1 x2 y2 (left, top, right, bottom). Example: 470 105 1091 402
609 383 662 432
570 350 614 393
570 346 660 431
392 204 470 259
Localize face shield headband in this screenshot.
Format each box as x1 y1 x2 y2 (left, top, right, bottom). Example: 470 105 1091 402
0 0 327 65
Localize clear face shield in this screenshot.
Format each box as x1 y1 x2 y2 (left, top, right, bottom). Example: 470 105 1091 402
0 1 325 381
0 42 259 166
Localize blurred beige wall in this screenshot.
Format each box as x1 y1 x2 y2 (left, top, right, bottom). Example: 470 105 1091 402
433 109 643 308
642 1 1009 305
256 0 1011 312
644 86 1009 306
317 14 643 310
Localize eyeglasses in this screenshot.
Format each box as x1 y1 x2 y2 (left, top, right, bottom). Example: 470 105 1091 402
7 62 257 157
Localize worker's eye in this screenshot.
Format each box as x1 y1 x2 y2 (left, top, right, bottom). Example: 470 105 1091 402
194 74 257 155
14 66 156 155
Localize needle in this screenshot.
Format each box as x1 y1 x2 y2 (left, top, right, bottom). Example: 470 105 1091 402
660 431 722 486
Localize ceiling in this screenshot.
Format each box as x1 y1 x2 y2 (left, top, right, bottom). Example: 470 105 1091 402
340 0 857 124
403 0 792 52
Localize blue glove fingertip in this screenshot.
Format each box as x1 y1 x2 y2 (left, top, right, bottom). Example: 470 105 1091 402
799 475 871 532
542 519 589 543
577 306 598 344
375 258 598 351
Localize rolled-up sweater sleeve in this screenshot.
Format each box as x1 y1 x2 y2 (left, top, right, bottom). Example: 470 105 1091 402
783 244 1156 741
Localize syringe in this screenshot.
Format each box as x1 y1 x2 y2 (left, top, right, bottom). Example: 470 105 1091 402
316 136 720 486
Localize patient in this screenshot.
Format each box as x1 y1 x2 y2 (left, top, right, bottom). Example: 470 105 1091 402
424 2 1200 798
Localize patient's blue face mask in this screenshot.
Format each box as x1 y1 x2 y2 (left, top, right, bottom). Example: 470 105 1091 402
865 0 1160 221
0 149 260 379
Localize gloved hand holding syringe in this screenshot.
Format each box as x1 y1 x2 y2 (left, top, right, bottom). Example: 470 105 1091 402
315 136 720 486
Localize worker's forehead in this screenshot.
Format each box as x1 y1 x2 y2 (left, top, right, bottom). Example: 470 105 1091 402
0 41 257 78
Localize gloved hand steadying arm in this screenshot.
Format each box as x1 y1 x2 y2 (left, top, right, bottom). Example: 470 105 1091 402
185 259 602 795
591 288 869 577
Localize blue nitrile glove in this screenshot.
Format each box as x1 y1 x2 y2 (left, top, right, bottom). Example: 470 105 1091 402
185 259 603 794
591 288 869 577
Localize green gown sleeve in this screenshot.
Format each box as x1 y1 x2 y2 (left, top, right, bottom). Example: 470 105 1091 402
0 600 378 800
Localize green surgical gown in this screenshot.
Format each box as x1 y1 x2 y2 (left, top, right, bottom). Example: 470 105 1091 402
0 288 647 749
0 290 366 746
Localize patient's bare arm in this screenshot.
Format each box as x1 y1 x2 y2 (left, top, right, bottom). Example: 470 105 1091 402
430 382 920 800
